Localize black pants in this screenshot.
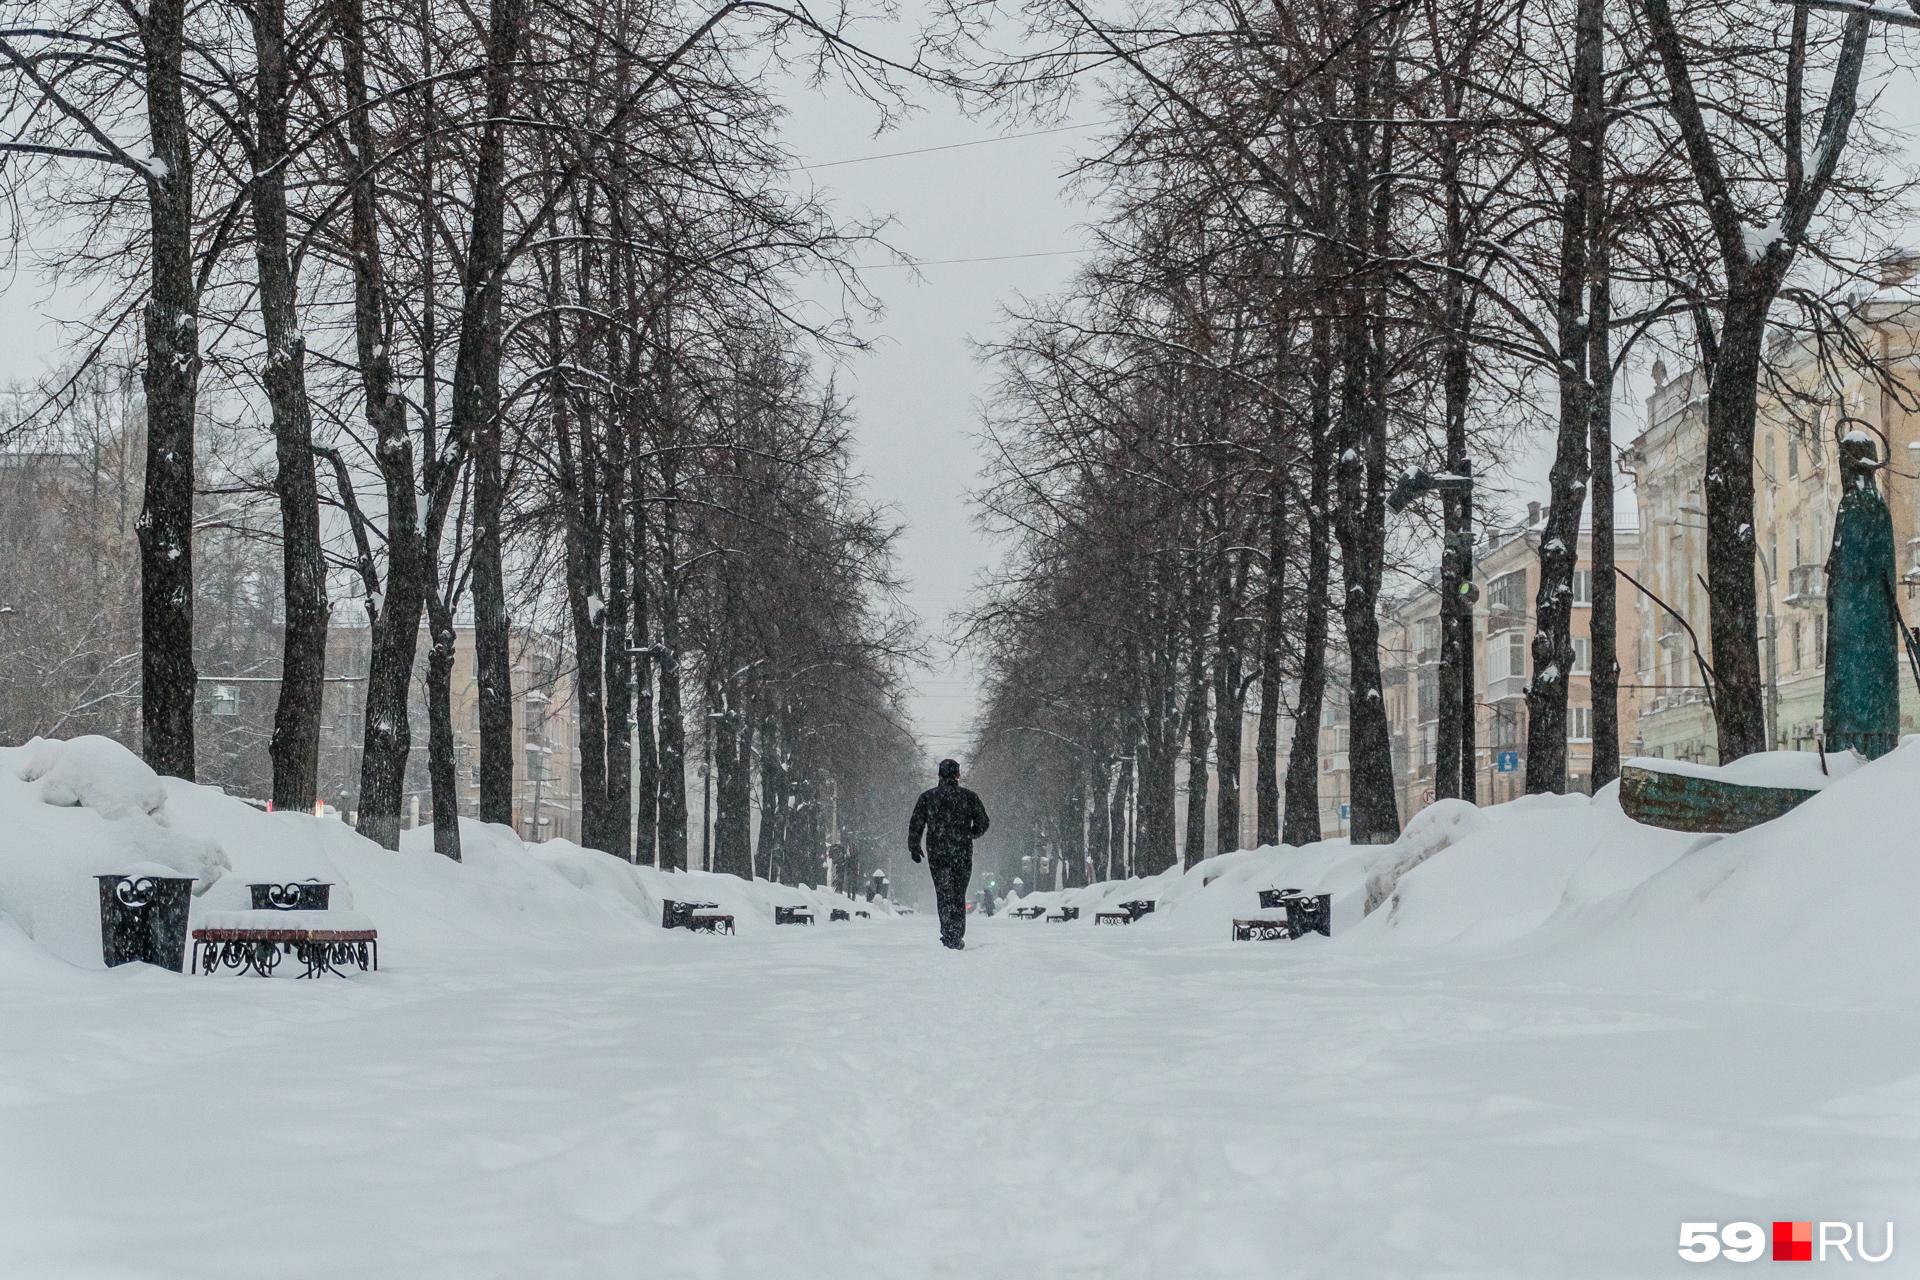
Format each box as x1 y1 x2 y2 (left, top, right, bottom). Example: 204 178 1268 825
928 852 971 949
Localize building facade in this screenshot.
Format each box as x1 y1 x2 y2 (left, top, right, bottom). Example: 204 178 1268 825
1626 279 1920 763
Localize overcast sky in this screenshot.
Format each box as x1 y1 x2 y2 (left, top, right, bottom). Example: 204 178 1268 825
778 81 1102 765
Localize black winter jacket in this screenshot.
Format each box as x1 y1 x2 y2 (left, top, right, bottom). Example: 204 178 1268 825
908 781 991 860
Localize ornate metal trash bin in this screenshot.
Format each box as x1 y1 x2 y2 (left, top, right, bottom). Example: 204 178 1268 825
1281 892 1331 938
248 881 333 911
96 874 195 971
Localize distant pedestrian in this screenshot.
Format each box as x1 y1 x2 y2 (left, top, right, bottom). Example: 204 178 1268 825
907 758 991 950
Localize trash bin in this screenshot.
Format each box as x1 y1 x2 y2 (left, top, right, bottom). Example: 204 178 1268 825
96 874 195 971
248 881 332 911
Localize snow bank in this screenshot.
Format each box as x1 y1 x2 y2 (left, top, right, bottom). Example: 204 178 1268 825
0 737 231 966
8 729 1918 1006
998 741 1920 1002
1624 748 1860 790
0 735 892 972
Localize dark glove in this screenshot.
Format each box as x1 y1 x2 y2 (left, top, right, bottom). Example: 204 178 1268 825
910 850 923 864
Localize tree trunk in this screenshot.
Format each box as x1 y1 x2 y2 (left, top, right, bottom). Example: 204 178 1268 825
1086 750 1111 884
1283 320 1334 847
551 292 610 852
654 474 690 870
1255 471 1285 846
249 0 326 813
1703 298 1768 761
425 596 462 859
711 699 753 880
630 465 659 864
1213 547 1244 856
137 0 199 780
1587 214 1620 789
1108 754 1133 880
456 0 528 827
1182 579 1210 869
1526 0 1603 795
339 0 422 850
601 415 633 860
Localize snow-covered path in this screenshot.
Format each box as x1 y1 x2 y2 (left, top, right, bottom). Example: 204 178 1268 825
1 916 1912 1279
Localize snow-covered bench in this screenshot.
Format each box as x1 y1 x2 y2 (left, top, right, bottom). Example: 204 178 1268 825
1119 899 1155 921
1231 917 1291 942
192 909 379 977
774 905 815 926
831 908 851 922
1011 906 1045 919
662 899 719 930
1233 892 1332 942
1094 911 1131 926
687 912 734 934
1047 907 1079 923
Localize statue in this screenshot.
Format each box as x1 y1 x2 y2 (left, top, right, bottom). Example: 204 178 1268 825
1822 434 1901 760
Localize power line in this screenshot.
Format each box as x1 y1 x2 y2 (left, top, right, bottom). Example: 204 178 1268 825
794 122 1104 171
852 248 1094 271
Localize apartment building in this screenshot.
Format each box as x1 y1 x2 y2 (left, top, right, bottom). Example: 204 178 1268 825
1380 519 1644 819
318 615 583 842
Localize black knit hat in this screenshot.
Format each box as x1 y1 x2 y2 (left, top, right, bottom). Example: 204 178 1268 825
937 758 960 780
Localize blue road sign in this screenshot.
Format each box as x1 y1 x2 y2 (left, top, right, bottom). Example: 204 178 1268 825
1338 803 1351 820
1496 751 1519 773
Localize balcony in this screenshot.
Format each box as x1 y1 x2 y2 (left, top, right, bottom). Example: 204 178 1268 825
1487 608 1527 636
1785 563 1825 607
1487 673 1527 703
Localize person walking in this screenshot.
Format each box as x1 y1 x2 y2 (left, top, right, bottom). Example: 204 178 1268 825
908 758 991 950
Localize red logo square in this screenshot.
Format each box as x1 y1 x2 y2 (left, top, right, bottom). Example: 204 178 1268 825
1773 1221 1813 1262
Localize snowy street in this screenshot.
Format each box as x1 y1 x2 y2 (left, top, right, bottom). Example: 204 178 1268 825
3 913 1910 1279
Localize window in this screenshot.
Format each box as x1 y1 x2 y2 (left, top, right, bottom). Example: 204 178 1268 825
1788 433 1800 477
210 685 238 718
1765 433 1776 480
1572 636 1591 674
1571 569 1592 605
1415 617 1441 661
1417 670 1438 721
1490 712 1521 751
1814 614 1826 668
1489 570 1528 615
1792 620 1803 673
1510 631 1527 680
1569 705 1593 741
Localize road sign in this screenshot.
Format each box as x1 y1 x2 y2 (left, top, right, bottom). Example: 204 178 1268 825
1496 751 1519 773
1338 803 1351 820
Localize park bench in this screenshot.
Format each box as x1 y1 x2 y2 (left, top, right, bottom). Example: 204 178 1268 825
1011 905 1045 920
1231 917 1292 942
1046 906 1080 923
831 908 851 922
688 912 735 934
662 899 720 930
1094 911 1132 925
1119 899 1156 921
855 910 871 919
774 905 816 926
1233 892 1333 942
191 881 377 978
